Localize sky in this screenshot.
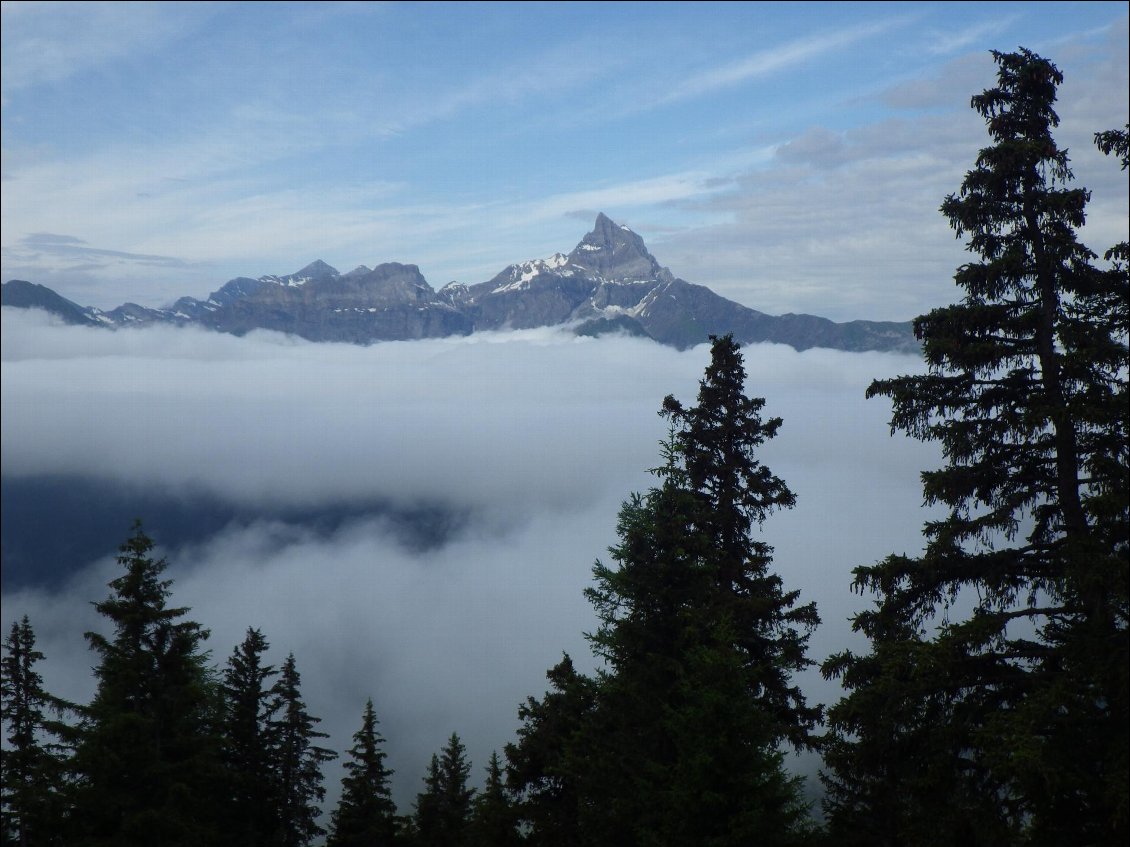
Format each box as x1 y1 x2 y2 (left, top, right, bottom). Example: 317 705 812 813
2 1 1128 322
1 0 1127 822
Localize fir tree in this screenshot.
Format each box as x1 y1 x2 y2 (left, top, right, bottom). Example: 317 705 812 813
412 733 474 847
219 627 278 847
70 522 220 847
508 337 819 845
327 698 397 847
504 656 595 847
469 752 519 847
822 49 1129 844
578 336 817 845
410 754 443 847
1 617 73 847
267 653 336 847
659 334 820 749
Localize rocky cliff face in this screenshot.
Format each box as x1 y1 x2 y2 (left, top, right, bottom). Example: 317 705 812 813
1 214 918 353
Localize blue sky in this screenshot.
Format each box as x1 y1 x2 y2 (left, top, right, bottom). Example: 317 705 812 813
2 1 1127 320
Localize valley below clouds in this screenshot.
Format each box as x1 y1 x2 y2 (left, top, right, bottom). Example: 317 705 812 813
1 306 941 807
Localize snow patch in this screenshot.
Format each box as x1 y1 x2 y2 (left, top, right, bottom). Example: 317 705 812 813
492 253 573 294
261 274 312 288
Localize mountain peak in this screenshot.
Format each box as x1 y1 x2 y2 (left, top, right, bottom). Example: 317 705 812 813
291 259 339 280
3 218 918 353
568 213 665 282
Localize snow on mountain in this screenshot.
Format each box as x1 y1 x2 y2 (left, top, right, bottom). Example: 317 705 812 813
491 253 579 293
1 214 919 353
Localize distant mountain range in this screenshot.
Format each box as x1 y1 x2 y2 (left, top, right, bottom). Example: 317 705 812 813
1 213 917 353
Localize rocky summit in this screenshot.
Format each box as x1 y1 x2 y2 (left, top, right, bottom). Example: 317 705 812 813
1 214 917 353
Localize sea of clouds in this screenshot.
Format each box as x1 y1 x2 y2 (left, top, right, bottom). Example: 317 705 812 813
1 307 941 810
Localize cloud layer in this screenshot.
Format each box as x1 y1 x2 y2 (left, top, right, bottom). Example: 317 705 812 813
1 310 941 809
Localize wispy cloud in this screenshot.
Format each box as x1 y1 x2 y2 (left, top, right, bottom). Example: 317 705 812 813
925 15 1022 56
661 17 911 105
524 171 723 222
0 2 210 101
9 233 190 268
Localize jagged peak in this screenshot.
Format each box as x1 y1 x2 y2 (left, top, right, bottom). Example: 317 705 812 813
568 213 665 282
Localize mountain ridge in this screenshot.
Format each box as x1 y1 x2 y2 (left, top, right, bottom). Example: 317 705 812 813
1 214 918 353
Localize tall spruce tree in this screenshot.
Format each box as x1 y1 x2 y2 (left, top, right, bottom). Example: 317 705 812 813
219 627 279 847
1 617 73 847
267 653 336 847
469 752 519 847
327 698 397 847
580 335 816 845
658 335 821 749
409 754 443 847
821 49 1129 845
507 336 818 845
504 655 596 847
70 522 220 847
411 733 474 847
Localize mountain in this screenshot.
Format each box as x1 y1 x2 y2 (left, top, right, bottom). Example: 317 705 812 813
0 280 110 327
1 214 918 353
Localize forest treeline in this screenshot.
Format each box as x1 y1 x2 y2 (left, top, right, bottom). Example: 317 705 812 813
3 49 1127 847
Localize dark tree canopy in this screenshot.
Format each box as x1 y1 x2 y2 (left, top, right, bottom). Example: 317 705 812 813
1 617 73 847
70 523 221 847
822 48 1129 844
268 653 336 847
505 655 595 847
660 334 820 749
412 733 474 847
219 627 278 847
327 698 397 847
469 751 519 847
509 336 818 846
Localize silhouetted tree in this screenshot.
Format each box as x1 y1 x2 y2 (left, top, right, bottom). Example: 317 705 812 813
1 617 73 847
327 698 397 847
412 733 473 847
469 752 519 847
660 336 821 748
508 337 819 845
505 656 595 847
822 49 1129 844
219 627 278 847
267 653 336 847
580 336 817 844
70 522 221 846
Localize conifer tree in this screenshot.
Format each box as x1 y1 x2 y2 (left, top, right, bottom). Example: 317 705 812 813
504 655 595 847
508 337 818 845
659 334 820 749
1 617 73 847
578 335 816 844
267 653 336 847
822 49 1129 844
469 752 519 847
70 522 220 847
327 698 397 847
219 627 278 847
410 754 443 847
411 733 474 847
